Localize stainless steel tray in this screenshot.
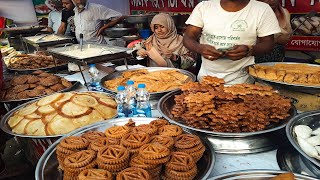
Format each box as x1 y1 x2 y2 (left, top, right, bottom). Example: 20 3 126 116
158 90 297 154
0 91 116 138
47 44 131 64
210 170 318 180
35 117 215 180
100 67 196 100
277 145 320 178
286 111 320 169
0 81 80 103
22 34 73 48
1 25 46 35
243 62 320 94
6 63 68 74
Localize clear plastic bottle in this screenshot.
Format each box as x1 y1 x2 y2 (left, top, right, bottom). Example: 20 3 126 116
126 80 137 115
135 84 152 117
88 64 101 91
115 86 133 117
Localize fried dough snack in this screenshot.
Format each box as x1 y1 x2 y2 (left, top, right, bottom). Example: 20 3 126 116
0 70 73 101
171 76 291 133
55 119 206 180
249 64 320 85
7 53 66 70
104 69 190 92
7 92 117 136
270 172 295 180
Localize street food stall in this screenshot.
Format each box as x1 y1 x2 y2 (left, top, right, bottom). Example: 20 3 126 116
0 0 320 180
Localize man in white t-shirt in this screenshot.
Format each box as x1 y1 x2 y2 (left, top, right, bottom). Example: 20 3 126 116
183 0 281 85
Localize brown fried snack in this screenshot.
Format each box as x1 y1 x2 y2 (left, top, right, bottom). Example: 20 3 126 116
39 76 60 86
174 134 201 149
166 151 196 171
105 126 130 139
139 143 170 160
27 89 44 97
82 131 106 142
150 119 170 129
50 83 65 91
97 145 129 164
89 138 109 152
12 84 30 93
60 136 89 150
26 75 40 84
158 125 183 137
132 124 158 136
64 150 96 169
44 88 55 95
116 167 150 180
78 169 112 180
61 78 73 88
150 135 174 149
10 76 28 86
121 132 150 149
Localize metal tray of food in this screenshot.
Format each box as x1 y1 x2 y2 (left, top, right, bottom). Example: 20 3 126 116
277 144 320 178
1 25 46 35
243 62 320 94
47 44 131 64
0 91 116 138
158 90 297 154
286 110 320 169
101 67 196 109
22 34 73 48
100 67 196 96
210 170 318 180
0 81 79 103
35 117 215 180
6 63 68 74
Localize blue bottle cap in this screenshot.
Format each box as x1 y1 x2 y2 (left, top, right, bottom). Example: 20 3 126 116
127 80 134 85
138 84 146 88
117 86 125 91
88 64 95 67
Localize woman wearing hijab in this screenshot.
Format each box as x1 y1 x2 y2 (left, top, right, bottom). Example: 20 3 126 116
134 13 195 69
255 0 292 63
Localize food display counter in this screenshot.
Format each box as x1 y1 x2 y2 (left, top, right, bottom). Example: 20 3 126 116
1 42 320 180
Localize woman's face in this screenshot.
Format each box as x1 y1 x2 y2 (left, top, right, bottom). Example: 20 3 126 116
154 24 169 37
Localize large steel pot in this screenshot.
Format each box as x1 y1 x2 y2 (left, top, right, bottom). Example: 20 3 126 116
35 117 215 180
158 90 297 154
125 15 154 24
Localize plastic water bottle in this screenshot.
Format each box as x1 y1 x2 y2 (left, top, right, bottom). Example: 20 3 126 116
126 80 137 114
135 84 152 117
88 64 101 91
115 86 133 117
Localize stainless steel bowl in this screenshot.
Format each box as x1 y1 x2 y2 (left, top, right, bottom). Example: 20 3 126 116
100 67 196 109
286 111 320 169
158 90 297 154
35 117 215 180
210 170 318 180
104 27 134 38
125 15 154 24
243 62 320 94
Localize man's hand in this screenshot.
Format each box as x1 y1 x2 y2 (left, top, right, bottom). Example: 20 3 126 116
225 45 249 60
97 27 106 36
199 44 223 61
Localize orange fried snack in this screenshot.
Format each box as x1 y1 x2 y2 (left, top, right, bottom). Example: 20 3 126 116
270 172 295 180
116 167 150 180
81 131 106 142
105 126 130 139
78 169 112 180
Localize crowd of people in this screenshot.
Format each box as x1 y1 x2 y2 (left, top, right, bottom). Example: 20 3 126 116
44 0 292 84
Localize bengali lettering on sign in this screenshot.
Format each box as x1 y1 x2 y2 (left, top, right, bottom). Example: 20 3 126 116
283 0 320 51
130 0 199 13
